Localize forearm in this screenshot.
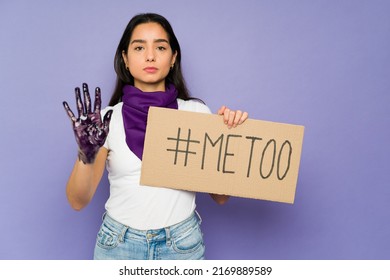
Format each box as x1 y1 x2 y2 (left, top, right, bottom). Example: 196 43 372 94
66 148 107 210
66 160 95 210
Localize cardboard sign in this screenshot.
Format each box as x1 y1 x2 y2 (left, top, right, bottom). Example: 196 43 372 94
140 107 304 204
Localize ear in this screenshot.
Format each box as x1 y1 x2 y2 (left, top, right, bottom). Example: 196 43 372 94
171 50 178 66
122 50 128 68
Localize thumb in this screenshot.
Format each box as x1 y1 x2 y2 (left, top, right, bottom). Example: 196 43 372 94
103 110 113 131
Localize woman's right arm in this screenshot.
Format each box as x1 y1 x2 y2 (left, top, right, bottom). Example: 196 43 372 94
66 147 108 211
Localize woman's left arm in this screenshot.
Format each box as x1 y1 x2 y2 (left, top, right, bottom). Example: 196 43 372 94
209 105 249 204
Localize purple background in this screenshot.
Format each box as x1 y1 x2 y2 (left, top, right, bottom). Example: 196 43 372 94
1 0 389 259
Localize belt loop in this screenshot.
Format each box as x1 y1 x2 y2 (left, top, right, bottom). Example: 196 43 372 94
195 210 202 224
119 226 128 243
165 227 172 246
101 211 107 221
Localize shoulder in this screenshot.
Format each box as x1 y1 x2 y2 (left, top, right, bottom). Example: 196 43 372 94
177 99 212 114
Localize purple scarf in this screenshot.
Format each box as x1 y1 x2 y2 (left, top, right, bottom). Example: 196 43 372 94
122 84 178 160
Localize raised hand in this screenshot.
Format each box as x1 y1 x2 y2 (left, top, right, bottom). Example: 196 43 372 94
63 83 113 164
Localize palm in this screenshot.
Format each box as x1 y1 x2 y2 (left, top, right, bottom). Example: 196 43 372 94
63 83 113 164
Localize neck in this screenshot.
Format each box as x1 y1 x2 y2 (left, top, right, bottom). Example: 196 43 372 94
134 82 166 93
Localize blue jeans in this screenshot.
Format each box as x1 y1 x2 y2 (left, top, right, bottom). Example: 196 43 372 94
93 211 205 260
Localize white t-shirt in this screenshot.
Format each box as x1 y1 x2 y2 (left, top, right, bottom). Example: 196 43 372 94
101 99 211 230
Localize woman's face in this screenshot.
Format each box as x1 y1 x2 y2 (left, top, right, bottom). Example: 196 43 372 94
122 22 177 92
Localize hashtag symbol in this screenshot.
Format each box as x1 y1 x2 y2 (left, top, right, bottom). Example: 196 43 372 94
167 127 200 166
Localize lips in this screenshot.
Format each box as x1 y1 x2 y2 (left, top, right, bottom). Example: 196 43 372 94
143 67 158 73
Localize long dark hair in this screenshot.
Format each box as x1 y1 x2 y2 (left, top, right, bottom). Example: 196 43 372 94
109 13 194 106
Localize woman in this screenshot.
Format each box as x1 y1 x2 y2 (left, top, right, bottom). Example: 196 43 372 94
63 13 248 260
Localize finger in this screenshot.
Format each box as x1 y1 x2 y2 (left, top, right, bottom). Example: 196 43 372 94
223 108 230 124
94 87 102 113
227 110 236 128
232 110 243 127
102 110 113 131
238 111 249 124
63 101 77 122
83 83 91 114
217 105 226 115
75 87 83 117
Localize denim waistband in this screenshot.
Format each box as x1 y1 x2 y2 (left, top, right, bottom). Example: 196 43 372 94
101 211 202 245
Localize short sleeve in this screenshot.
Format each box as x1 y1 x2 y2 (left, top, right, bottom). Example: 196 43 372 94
177 99 212 114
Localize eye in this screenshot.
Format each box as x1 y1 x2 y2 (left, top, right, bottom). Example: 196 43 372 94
157 46 167 51
134 46 144 51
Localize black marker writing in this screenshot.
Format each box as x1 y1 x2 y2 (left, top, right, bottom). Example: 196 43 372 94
201 133 224 171
260 139 276 179
167 128 200 166
245 136 262 177
277 140 292 180
223 134 242 174
167 128 293 181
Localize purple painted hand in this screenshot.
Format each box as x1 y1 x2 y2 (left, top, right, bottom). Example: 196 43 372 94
63 83 113 164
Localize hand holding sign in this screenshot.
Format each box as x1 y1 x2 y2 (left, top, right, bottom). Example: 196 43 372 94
217 105 249 129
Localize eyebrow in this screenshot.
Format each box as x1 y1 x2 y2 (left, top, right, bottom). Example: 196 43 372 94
130 39 169 45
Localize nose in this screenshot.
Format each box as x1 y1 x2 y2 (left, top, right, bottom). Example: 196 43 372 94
145 48 156 62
